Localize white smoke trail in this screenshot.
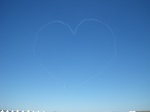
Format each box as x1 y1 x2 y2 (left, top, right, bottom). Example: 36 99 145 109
33 19 117 89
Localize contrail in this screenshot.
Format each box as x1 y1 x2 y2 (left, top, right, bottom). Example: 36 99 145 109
33 18 117 89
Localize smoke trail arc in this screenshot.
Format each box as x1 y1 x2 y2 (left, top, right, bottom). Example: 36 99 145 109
33 19 117 89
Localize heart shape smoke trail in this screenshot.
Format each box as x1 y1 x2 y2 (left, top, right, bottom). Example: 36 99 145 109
33 19 117 88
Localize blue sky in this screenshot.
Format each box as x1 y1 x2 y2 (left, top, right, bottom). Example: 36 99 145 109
0 0 150 112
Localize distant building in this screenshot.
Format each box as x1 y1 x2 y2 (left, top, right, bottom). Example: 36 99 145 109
129 111 150 112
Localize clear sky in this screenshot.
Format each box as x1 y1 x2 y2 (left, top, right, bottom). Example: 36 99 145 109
0 0 150 112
